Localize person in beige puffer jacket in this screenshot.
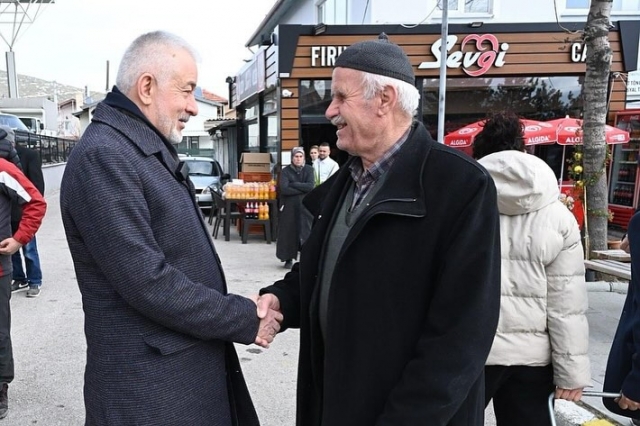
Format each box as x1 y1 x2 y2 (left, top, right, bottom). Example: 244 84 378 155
473 112 591 426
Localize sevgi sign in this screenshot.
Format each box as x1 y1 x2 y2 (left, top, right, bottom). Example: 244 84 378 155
418 34 509 77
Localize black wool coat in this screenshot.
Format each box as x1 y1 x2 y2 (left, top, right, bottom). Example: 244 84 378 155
603 211 640 420
276 164 315 261
262 122 502 426
61 99 260 426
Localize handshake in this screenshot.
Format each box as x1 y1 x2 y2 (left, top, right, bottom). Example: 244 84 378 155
250 294 282 348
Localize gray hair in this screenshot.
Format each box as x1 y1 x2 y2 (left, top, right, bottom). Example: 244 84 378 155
360 72 420 118
115 31 200 95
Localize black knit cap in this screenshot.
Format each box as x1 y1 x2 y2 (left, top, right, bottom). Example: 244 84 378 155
334 33 414 85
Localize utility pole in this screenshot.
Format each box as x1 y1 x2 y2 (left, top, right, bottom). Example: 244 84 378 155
0 0 54 98
437 0 449 143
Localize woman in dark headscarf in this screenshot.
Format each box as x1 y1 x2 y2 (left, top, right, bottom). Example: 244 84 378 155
276 146 315 269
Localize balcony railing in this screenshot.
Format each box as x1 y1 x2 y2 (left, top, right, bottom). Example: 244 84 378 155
14 130 78 165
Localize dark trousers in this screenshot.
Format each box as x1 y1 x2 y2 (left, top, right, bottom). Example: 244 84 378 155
485 365 555 426
0 275 13 384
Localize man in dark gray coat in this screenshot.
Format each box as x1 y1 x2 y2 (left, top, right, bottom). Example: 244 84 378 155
60 31 281 426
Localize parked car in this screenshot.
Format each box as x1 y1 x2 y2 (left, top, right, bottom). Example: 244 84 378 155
179 155 229 209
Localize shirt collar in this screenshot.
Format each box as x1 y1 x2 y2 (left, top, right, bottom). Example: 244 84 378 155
349 126 412 183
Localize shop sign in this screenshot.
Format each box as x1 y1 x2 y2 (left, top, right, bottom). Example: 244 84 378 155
418 34 509 77
311 46 349 67
236 50 266 104
627 70 640 103
571 43 588 62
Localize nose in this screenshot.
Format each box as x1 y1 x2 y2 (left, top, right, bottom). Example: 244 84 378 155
186 93 199 116
325 98 338 121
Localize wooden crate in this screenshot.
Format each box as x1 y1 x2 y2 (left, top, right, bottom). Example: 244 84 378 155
239 172 272 183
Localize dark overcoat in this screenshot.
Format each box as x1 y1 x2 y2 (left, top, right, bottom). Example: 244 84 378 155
276 164 315 261
603 211 640 420
262 122 502 426
60 100 260 426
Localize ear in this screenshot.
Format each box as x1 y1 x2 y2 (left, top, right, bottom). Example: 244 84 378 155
378 85 398 116
137 73 155 107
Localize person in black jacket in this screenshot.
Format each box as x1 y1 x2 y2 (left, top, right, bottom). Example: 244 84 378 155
0 126 47 419
276 146 314 269
255 34 501 426
8 129 45 298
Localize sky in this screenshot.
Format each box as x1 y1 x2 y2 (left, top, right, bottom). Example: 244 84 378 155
0 0 278 99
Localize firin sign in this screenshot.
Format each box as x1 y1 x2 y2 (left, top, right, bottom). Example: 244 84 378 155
418 34 509 77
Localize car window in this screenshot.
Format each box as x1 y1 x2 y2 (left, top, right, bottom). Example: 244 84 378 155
185 160 219 176
0 114 30 132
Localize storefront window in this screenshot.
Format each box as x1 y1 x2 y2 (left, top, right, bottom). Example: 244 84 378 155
247 122 259 148
566 0 640 11
424 76 584 179
300 80 332 118
445 0 491 13
245 104 259 121
422 76 584 137
266 115 278 149
317 0 348 24
263 90 278 115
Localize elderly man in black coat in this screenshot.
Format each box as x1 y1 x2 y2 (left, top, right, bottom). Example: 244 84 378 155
60 31 281 426
257 34 501 426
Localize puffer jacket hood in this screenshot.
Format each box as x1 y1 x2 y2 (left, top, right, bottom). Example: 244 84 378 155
479 150 560 216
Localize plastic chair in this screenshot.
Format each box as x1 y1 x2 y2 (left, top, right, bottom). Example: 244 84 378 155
212 191 243 239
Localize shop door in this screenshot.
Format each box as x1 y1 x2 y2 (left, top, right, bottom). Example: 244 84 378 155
300 123 349 166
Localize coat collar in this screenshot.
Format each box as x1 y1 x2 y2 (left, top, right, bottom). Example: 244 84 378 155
92 90 180 174
304 121 435 221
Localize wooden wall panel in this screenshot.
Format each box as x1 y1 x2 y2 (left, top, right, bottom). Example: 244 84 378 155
282 139 299 150
291 31 624 80
282 98 298 109
282 119 299 130
279 30 632 158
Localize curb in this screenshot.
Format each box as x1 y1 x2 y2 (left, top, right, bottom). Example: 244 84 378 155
587 280 628 294
555 400 621 425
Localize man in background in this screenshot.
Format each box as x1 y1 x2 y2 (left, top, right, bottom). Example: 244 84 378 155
0 125 46 419
9 129 44 298
313 141 339 184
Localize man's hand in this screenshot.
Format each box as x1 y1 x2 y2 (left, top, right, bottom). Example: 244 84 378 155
555 387 583 402
615 393 640 411
0 237 22 256
250 294 282 348
621 234 630 253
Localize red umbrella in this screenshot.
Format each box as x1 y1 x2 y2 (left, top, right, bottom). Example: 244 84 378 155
546 117 630 145
444 119 557 147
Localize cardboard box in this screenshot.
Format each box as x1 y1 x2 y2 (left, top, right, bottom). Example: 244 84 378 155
240 153 271 173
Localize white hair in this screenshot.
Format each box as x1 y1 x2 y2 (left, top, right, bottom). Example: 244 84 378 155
115 31 200 95
360 71 420 118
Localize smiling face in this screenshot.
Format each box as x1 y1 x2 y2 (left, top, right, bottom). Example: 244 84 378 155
318 145 330 160
149 48 199 144
325 67 379 157
309 148 319 161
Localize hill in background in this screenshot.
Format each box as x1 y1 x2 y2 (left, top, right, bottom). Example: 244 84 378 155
0 69 103 103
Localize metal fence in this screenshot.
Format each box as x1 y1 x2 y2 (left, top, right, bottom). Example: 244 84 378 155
14 130 78 164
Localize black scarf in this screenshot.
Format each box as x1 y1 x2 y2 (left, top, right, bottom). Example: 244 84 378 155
103 86 179 159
